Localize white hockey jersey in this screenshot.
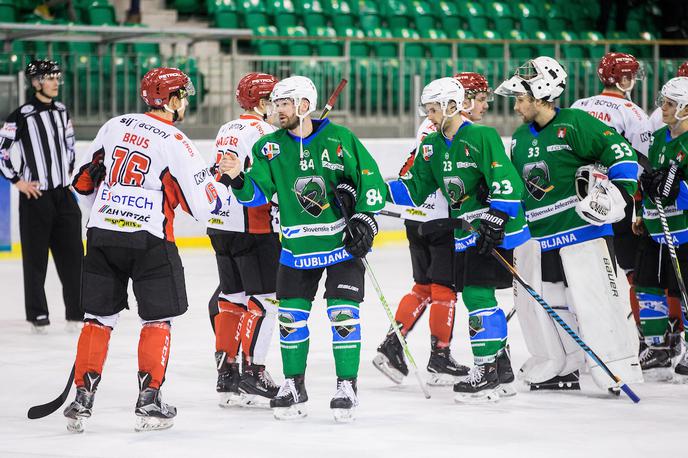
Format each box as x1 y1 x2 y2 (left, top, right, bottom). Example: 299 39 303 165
72 112 221 242
571 92 653 157
206 114 278 233
383 118 450 222
649 107 664 132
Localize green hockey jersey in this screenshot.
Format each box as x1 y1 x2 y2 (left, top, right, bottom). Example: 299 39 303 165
230 118 386 268
641 126 688 245
388 119 530 252
510 108 638 251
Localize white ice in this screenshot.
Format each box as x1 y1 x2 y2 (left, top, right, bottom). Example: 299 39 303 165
0 244 686 458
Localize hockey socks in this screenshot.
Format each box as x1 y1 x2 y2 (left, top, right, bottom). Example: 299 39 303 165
429 283 456 346
278 298 311 377
328 299 361 379
241 294 278 365
463 286 507 363
394 283 431 334
74 320 112 387
138 322 171 389
215 299 245 361
637 287 669 346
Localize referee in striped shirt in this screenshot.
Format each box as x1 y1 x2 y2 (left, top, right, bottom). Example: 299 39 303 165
0 59 83 332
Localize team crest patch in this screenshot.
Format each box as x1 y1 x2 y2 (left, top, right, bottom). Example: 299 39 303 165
677 151 686 163
336 144 344 158
278 312 296 338
422 144 434 161
557 127 567 138
603 130 614 136
523 161 552 201
294 176 329 217
443 177 467 211
262 142 281 160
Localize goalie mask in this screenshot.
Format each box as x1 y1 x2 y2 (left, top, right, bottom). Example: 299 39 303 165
495 56 567 102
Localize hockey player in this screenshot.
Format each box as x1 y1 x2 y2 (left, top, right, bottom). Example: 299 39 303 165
495 56 643 394
374 72 495 386
649 62 688 131
218 75 386 421
571 52 653 336
634 77 688 381
207 73 281 408
64 67 221 432
386 77 530 402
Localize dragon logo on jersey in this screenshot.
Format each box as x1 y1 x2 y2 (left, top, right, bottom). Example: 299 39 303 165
278 312 297 338
330 309 356 339
523 161 551 201
443 177 467 211
261 142 280 160
468 315 484 338
294 176 329 217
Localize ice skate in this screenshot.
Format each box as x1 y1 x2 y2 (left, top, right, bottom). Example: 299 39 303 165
453 362 500 403
270 375 308 420
237 364 280 408
64 371 100 433
330 378 358 423
666 318 683 359
673 349 688 383
529 371 580 391
31 317 50 335
496 346 517 397
426 337 469 386
373 331 408 384
215 351 241 407
639 346 673 382
134 372 176 432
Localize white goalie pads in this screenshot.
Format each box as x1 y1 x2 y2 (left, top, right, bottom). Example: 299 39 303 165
513 240 585 383
560 238 643 389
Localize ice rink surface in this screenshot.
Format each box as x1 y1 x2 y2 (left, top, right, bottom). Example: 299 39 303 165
1 244 686 458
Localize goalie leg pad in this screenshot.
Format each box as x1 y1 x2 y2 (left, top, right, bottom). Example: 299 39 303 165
429 283 456 346
241 294 278 365
328 299 361 380
637 287 669 345
560 238 643 389
394 283 430 334
278 298 312 377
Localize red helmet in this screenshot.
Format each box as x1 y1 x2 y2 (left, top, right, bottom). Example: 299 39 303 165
678 61 688 78
597 52 641 86
236 72 279 110
454 72 493 100
140 67 195 108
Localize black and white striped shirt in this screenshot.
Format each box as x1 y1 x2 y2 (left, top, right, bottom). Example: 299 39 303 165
0 96 76 190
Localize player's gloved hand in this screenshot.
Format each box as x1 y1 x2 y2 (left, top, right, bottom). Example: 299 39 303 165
476 208 508 255
575 179 627 226
640 165 683 202
87 160 106 186
335 181 357 217
344 213 378 258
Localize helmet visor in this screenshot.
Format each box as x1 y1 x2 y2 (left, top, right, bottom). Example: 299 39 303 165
178 79 195 98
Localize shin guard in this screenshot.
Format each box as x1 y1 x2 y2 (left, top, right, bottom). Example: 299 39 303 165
394 283 430 334
462 286 506 364
138 322 171 389
637 287 669 345
75 321 112 387
429 283 456 346
327 299 361 379
278 298 312 377
667 295 685 332
215 298 246 359
241 294 278 365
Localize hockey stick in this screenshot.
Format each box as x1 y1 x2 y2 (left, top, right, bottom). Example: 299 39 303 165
27 363 75 419
330 183 431 399
455 219 640 403
319 78 348 120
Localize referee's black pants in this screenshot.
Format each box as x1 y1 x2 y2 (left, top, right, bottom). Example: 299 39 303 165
19 187 83 322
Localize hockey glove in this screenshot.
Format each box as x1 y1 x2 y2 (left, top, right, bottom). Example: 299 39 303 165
335 181 357 217
575 179 627 226
344 213 378 258
87 160 106 186
640 165 683 202
476 208 508 255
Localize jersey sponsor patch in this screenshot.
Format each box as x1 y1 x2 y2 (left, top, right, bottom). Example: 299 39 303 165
262 142 281 160
422 144 434 161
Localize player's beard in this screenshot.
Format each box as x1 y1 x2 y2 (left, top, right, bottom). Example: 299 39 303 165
282 114 300 131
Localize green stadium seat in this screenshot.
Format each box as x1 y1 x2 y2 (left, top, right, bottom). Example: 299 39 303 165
0 0 17 23
432 1 460 33
298 0 327 30
635 31 657 59
281 25 311 56
545 5 570 35
580 30 606 59
486 2 515 34
380 0 409 29
253 25 283 55
457 2 488 33
312 26 341 56
530 30 555 56
86 1 116 25
331 12 355 30
240 0 268 30
607 31 634 54
506 30 534 59
392 27 424 58
475 30 503 60
324 0 355 16
556 30 586 59
212 0 240 29
366 27 395 58
421 29 451 59
336 26 369 57
450 30 480 59
408 1 436 30
268 0 297 30
515 3 545 31
0 41 26 75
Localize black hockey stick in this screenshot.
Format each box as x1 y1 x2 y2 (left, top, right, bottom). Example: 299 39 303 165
27 363 75 419
455 218 640 403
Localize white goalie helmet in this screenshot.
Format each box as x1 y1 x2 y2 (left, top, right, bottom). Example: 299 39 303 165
419 77 465 118
271 75 318 118
656 76 688 121
495 56 567 102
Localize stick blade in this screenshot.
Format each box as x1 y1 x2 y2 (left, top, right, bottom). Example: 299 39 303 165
417 218 466 237
27 364 75 419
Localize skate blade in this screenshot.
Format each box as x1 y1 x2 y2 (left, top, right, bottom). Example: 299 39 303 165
426 372 460 386
642 367 674 382
218 392 242 408
498 383 517 397
454 387 500 404
372 354 404 384
273 405 307 420
134 416 174 432
332 407 355 423
66 418 85 434
237 393 272 409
